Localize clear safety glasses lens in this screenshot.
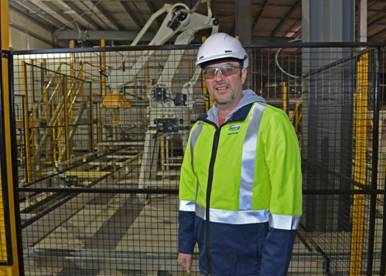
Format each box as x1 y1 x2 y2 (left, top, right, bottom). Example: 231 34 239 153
203 64 241 79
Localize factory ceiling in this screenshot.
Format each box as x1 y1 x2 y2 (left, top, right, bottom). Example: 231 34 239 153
8 0 386 47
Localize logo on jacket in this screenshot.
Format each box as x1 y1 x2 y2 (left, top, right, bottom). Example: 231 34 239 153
228 125 240 135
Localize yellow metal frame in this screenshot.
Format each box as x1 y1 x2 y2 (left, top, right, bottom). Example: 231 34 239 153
294 97 302 136
22 62 33 183
20 58 88 175
97 39 107 144
101 94 131 109
282 81 288 113
64 76 71 161
349 52 369 276
0 0 21 273
99 39 107 96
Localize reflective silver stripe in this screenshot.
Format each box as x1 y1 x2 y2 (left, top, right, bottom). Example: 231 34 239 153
190 122 203 156
179 200 196 212
196 204 269 224
239 103 266 209
269 214 300 230
190 123 203 201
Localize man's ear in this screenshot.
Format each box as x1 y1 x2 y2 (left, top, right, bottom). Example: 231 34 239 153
241 68 248 84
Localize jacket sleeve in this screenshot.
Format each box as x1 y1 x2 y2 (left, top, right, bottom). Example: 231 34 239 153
259 109 302 275
178 125 199 254
178 210 196 253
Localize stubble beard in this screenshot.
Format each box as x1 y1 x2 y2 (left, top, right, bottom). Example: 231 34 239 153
214 93 235 107
213 85 242 110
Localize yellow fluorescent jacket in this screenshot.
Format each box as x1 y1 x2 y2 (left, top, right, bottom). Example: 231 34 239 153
179 102 302 230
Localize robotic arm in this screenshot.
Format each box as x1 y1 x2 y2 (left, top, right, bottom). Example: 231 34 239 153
108 0 218 92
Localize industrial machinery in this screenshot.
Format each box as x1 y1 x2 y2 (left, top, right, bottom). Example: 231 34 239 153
16 0 219 254
15 2 219 274
103 0 219 190
18 0 218 190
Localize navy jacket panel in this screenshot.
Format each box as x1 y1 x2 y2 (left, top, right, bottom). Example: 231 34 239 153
178 211 196 254
260 228 297 276
194 216 274 276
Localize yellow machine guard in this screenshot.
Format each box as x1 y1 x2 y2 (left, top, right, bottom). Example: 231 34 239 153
101 94 131 109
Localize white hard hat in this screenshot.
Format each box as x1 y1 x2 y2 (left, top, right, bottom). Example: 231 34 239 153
196 32 248 68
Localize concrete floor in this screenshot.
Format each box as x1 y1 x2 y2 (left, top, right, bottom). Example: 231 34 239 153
22 193 382 275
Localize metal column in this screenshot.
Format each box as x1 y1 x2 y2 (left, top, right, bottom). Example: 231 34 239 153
302 0 355 232
235 0 252 46
0 0 22 274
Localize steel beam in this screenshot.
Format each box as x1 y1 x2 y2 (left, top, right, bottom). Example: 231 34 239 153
9 2 55 32
369 27 386 39
53 30 154 42
29 0 74 29
270 0 300 37
9 23 53 47
54 1 97 30
79 0 119 31
120 1 144 29
252 0 269 32
235 0 252 45
9 0 63 29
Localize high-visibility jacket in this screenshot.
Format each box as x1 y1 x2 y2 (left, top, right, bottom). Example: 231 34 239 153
178 90 302 276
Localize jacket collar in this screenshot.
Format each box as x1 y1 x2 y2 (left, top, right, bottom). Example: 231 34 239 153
201 90 266 125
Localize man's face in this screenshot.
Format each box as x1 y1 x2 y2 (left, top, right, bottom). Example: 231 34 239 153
203 60 247 109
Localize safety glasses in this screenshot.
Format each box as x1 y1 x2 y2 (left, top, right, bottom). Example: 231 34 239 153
203 63 241 79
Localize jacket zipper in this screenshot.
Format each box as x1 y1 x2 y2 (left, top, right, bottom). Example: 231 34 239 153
204 122 222 275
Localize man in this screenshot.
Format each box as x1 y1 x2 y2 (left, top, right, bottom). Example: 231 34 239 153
177 32 302 276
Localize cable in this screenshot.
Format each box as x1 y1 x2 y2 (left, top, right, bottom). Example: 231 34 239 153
275 37 302 79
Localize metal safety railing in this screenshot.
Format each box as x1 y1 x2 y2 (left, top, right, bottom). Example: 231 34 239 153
20 61 92 185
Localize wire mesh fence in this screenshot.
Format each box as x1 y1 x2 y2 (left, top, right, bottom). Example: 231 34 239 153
2 43 385 275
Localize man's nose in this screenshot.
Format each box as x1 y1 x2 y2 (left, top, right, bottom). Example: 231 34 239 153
214 69 225 81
